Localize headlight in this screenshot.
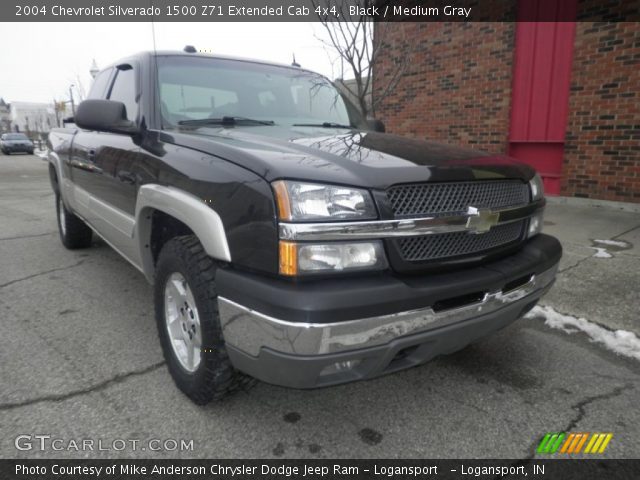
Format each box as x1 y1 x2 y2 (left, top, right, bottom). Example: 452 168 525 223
527 210 544 238
279 240 387 276
273 180 377 221
529 173 544 202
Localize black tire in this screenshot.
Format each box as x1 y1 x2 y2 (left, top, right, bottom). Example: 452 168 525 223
4 151 9 155
154 235 255 404
56 193 93 249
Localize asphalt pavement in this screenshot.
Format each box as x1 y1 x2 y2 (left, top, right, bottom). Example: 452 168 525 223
1 154 638 459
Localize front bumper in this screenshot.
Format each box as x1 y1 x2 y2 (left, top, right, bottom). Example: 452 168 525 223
217 234 561 388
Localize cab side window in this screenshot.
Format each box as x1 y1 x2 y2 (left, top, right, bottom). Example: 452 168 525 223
108 66 138 122
87 68 113 100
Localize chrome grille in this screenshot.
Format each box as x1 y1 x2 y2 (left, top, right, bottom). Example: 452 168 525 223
397 221 525 262
387 180 530 218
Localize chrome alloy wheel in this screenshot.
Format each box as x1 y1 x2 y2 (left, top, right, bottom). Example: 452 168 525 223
58 195 67 236
164 272 202 372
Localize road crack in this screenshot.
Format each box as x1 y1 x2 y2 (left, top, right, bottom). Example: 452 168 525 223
0 260 85 289
0 362 165 411
558 255 591 274
612 224 640 240
558 224 639 274
0 231 55 241
565 383 633 431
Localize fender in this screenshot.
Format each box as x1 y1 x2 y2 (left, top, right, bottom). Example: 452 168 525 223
48 146 75 208
47 150 62 192
135 184 232 283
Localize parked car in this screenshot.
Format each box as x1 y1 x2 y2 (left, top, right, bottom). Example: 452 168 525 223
46 48 562 404
1 133 34 155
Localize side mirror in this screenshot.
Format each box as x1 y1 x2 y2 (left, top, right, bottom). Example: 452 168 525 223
75 99 138 135
366 118 386 133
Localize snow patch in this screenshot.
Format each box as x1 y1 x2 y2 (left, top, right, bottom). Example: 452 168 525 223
593 239 630 248
526 305 640 361
591 247 612 258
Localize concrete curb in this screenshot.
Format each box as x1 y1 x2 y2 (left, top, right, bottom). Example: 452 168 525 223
546 195 640 214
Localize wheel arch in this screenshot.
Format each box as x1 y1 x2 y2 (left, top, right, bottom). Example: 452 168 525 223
135 184 232 283
48 162 59 193
47 151 62 194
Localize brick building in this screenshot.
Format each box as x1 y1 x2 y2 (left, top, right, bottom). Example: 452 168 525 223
374 5 639 203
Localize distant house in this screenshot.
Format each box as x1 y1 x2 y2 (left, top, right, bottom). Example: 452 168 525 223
0 98 11 134
9 101 60 136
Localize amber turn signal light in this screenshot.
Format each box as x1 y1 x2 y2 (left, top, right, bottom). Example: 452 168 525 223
279 241 298 276
272 180 292 221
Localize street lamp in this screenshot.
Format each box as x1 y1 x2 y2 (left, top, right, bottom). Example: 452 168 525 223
68 84 76 116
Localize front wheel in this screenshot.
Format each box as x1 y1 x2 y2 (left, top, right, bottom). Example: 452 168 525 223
56 194 93 249
154 235 254 404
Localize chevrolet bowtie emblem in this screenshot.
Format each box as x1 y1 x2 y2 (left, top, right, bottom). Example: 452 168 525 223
466 206 500 234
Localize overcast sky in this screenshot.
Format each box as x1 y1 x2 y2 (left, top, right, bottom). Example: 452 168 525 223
0 22 340 104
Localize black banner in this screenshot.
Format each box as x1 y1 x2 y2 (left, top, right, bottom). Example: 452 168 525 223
3 0 640 22
3 459 640 480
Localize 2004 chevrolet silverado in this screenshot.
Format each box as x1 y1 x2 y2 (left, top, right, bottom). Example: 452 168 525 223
47 48 562 404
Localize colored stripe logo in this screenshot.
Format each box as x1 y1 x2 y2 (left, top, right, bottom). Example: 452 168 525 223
537 433 613 454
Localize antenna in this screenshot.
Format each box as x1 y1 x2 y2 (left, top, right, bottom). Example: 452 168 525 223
150 18 157 53
150 0 160 130
291 53 301 68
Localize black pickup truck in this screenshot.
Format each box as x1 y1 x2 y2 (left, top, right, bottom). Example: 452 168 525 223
47 48 561 404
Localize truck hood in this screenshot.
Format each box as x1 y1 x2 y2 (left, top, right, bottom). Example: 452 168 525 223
156 126 534 189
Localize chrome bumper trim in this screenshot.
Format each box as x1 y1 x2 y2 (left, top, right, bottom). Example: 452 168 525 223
218 263 557 357
279 202 542 241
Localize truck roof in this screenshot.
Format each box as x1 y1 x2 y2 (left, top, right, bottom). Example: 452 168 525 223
103 49 315 75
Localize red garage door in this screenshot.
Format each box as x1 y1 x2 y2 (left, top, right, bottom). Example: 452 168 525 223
508 0 577 195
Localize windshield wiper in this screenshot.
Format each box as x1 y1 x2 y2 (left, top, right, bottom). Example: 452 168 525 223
178 116 275 126
292 122 353 129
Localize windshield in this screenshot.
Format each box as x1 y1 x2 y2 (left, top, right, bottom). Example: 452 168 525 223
4 134 29 140
156 56 364 128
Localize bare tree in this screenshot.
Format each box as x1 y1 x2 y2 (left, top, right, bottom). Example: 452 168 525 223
53 98 67 127
312 0 412 118
74 74 87 101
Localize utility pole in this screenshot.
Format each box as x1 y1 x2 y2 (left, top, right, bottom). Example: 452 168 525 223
69 84 76 116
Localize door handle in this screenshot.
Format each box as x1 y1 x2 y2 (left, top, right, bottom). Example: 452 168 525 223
117 171 137 185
